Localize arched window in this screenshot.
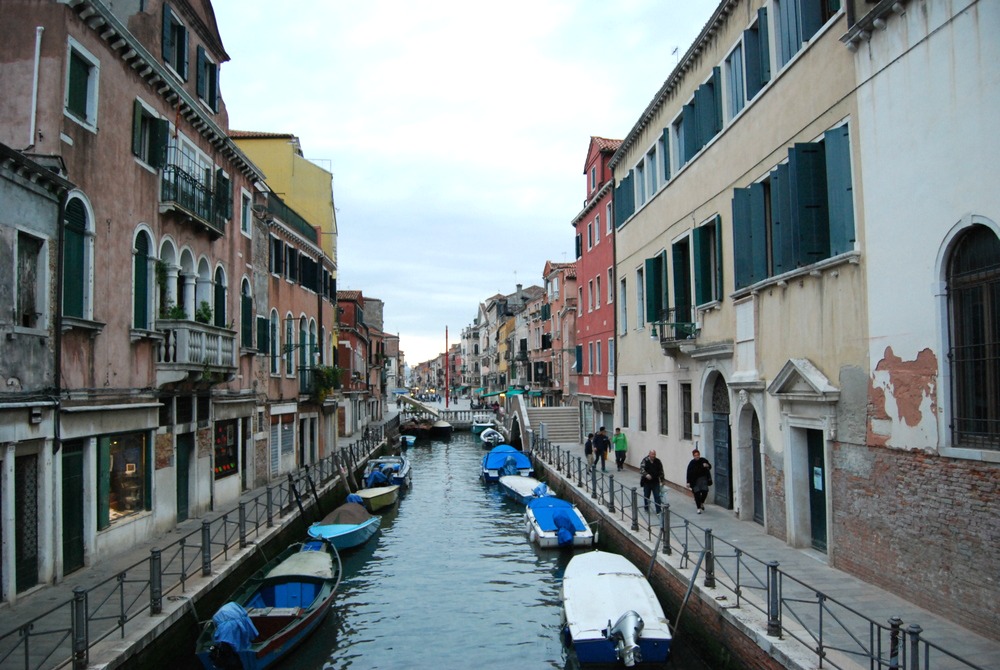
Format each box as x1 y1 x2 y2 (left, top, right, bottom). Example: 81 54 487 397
270 310 280 375
63 196 93 318
284 313 294 375
240 278 253 348
948 224 1000 450
133 230 153 329
213 266 227 327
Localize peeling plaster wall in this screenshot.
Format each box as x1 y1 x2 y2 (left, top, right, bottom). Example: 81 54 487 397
868 347 939 450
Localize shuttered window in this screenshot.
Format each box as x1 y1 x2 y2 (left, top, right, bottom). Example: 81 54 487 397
213 268 227 328
824 125 856 256
241 282 254 348
162 3 188 80
644 254 665 324
63 200 87 318
256 315 269 353
672 239 692 324
133 232 150 329
693 216 723 306
744 7 771 100
614 170 635 227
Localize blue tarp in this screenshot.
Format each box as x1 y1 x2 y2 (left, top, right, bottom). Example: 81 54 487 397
212 602 259 651
527 497 587 534
532 482 548 497
365 470 389 488
483 445 531 471
553 510 576 546
346 493 364 505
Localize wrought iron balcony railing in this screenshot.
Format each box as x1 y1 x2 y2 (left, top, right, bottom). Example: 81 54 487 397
653 307 698 352
160 164 226 239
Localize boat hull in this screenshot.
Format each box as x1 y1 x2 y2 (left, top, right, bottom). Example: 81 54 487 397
307 516 380 550
562 551 671 666
525 498 594 548
498 475 550 505
357 485 400 512
481 445 533 482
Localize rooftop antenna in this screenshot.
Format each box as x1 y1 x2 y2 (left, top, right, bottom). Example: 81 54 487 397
672 47 679 64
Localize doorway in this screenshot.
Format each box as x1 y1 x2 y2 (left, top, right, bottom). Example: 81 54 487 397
176 433 194 522
62 442 86 574
711 376 733 509
807 429 827 552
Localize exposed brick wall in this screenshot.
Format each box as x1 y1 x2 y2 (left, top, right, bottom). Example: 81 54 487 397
154 432 173 469
831 443 1000 639
764 454 787 542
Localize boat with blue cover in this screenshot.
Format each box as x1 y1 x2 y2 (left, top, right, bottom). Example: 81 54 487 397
524 497 594 548
498 475 551 505
561 551 671 667
363 453 412 488
481 444 532 482
195 541 342 670
307 495 380 550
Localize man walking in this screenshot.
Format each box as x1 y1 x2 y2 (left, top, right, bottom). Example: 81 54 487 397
593 427 611 472
686 449 713 513
612 427 628 471
640 449 666 514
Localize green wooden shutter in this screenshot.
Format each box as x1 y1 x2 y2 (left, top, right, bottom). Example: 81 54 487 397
824 126 855 256
63 200 86 317
161 3 173 63
257 315 269 353
97 437 110 531
693 225 711 306
711 67 724 136
215 169 232 220
67 51 89 119
732 188 753 290
661 128 671 181
771 163 796 273
682 103 698 164
178 25 189 80
713 215 723 302
800 0 825 42
134 233 149 328
150 118 168 169
614 171 635 226
645 256 663 323
132 100 144 157
789 142 830 265
757 7 771 84
672 242 691 323
214 280 226 327
242 293 254 347
575 345 583 373
749 182 769 283
744 23 762 99
575 233 582 259
196 46 207 100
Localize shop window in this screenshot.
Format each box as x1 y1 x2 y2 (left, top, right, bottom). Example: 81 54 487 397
98 432 149 529
214 419 239 479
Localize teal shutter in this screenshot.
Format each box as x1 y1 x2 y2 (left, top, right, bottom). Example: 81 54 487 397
150 118 168 169
714 215 723 302
133 233 149 328
63 201 86 317
789 142 830 265
214 280 226 327
242 293 254 347
758 7 771 84
749 182 769 282
778 0 802 65
744 24 762 99
693 225 710 306
614 171 635 226
215 169 232 220
575 345 583 373
800 0 825 42
644 256 663 323
161 3 173 63
661 128 671 181
257 315 269 353
132 100 143 157
824 126 855 256
178 26 188 80
732 188 753 289
771 163 795 273
672 242 691 323
575 233 582 259
67 52 89 119
196 46 207 100
682 103 698 164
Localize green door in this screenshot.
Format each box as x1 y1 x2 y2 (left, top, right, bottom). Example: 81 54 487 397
62 443 85 574
176 433 193 522
807 429 827 552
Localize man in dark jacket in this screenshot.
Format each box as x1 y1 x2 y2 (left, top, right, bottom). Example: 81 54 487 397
686 449 713 513
639 450 666 513
593 427 611 472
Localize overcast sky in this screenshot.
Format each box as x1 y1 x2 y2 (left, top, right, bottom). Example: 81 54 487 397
213 0 719 365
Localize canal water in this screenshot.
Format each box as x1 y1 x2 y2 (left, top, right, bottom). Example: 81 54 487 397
276 432 709 669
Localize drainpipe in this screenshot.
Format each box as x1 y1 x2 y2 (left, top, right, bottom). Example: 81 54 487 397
27 26 43 151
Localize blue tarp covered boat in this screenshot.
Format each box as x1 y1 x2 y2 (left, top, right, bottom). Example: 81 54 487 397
307 499 380 550
363 454 412 488
195 541 342 670
525 497 594 548
498 475 551 505
481 444 532 482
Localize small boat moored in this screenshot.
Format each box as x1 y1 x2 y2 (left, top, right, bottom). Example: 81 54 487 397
561 551 671 667
480 427 505 448
430 419 453 440
481 444 533 482
471 413 496 435
196 541 342 670
498 475 551 506
356 484 400 512
363 453 412 489
525 496 594 548
307 497 380 550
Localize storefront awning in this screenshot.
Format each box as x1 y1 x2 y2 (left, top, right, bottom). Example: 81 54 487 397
481 390 503 398
507 389 524 396
528 391 542 397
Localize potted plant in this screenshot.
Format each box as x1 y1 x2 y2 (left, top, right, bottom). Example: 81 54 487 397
195 301 213 324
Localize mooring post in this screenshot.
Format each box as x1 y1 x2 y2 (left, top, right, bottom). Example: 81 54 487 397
150 548 162 614
72 586 88 669
703 528 715 588
607 474 615 513
766 561 781 636
590 466 597 498
906 623 922 670
577 457 583 487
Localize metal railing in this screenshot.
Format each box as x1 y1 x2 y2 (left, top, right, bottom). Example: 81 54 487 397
0 427 384 670
531 437 988 670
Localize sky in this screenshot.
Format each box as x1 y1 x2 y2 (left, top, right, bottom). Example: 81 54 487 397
212 0 719 365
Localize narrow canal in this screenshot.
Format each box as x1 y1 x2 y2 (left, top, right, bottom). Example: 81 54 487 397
268 432 709 669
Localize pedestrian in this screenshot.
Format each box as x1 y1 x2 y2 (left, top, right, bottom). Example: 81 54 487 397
640 449 666 514
584 433 595 471
612 427 628 471
686 449 713 514
593 426 611 472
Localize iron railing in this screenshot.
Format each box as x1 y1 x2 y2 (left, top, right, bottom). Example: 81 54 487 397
531 437 988 670
0 428 384 670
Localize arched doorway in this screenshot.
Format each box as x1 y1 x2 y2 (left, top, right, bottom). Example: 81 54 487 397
711 375 733 509
751 412 764 524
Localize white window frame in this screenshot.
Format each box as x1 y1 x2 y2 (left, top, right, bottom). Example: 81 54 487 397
636 267 645 330
595 275 601 309
619 278 628 335
607 267 614 304
593 214 600 246
240 188 253 237
606 203 613 235
64 37 100 132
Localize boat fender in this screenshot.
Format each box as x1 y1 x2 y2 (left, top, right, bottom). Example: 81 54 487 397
604 610 644 668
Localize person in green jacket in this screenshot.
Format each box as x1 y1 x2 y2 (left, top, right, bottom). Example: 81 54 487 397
612 427 628 471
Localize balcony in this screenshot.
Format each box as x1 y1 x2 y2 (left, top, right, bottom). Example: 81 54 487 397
155 319 236 386
160 164 226 239
654 307 698 354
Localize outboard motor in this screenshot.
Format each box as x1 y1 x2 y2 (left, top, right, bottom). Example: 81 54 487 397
604 610 644 667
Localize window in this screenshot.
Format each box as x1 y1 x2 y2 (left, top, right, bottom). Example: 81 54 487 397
65 39 100 129
725 43 746 120
635 161 647 206
270 236 284 274
646 147 658 196
62 197 93 319
131 100 168 168
672 238 693 328
681 383 692 439
775 0 840 69
619 277 628 335
694 216 723 306
196 46 219 112
621 385 630 428
285 314 294 375
948 224 1000 450
214 419 238 479
588 280 594 312
675 68 723 170
594 215 601 244
636 267 645 329
595 276 601 309
213 266 227 327
644 252 666 326
575 232 582 259
590 166 597 192
606 203 613 235
596 340 602 374
240 191 252 236
241 279 254 348
132 231 153 329
587 222 594 250
588 342 594 374
607 339 614 377
744 8 771 101
659 384 669 435
98 432 149 529
639 384 647 431
162 3 189 80
270 310 280 374
659 129 671 185
16 232 45 329
614 170 635 226
577 287 583 315
607 268 614 304
731 125 855 290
